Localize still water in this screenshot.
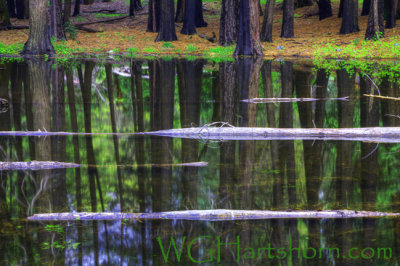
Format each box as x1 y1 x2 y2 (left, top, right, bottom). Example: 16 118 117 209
0 58 399 264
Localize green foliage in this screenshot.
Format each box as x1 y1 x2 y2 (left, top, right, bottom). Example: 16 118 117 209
0 42 24 55
44 224 64 233
95 13 125 19
161 42 175 49
185 44 198 53
41 240 80 250
64 21 78 40
143 46 158 54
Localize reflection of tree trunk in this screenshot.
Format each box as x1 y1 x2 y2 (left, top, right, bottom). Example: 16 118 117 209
237 58 262 209
66 69 82 212
51 65 67 214
105 64 124 212
211 70 220 122
177 59 203 209
149 59 175 212
218 61 237 209
360 74 379 255
80 62 103 212
279 62 296 208
336 69 355 208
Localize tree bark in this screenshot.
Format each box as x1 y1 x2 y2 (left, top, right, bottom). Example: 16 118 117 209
155 0 177 41
281 0 294 37
6 0 15 18
49 0 66 40
181 0 196 35
147 0 160 32
234 0 263 56
195 0 207 27
361 0 370 15
15 0 24 19
219 0 239 45
340 0 359 34
365 0 384 39
73 0 80 17
175 0 184 22
64 0 71 23
21 0 54 55
385 0 397 28
0 0 10 29
317 0 332 20
260 0 276 42
296 0 313 7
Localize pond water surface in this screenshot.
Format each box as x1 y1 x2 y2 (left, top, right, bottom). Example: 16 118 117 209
0 58 399 264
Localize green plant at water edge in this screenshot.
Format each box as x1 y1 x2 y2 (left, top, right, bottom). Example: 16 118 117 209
143 46 158 54
0 42 24 55
41 240 80 250
186 44 198 53
44 224 64 233
64 21 78 40
161 42 175 49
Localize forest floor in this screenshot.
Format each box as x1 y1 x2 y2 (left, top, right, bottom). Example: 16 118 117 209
2 0 400 60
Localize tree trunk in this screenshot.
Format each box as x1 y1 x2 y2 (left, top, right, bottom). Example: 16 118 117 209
64 0 71 23
155 0 177 41
260 0 276 42
385 0 396 28
16 0 24 19
0 0 10 29
23 0 28 18
234 0 263 56
84 0 93 5
195 0 207 27
317 0 332 20
6 0 15 18
181 0 196 35
296 0 313 7
365 0 384 38
21 0 54 55
49 0 66 40
219 0 239 45
361 0 370 15
129 0 135 16
147 0 160 32
175 0 184 22
338 0 344 17
340 0 359 34
73 0 80 17
281 0 294 38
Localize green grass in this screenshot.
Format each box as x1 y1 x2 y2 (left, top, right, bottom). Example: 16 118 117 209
185 44 198 53
95 13 125 19
0 42 24 55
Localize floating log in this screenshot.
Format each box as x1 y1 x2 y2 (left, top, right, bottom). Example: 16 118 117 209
144 126 400 143
0 131 138 136
242 97 349 103
28 209 400 221
0 161 81 171
364 94 400 101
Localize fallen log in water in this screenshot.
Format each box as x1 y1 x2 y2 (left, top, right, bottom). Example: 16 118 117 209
28 209 400 221
86 162 208 168
0 131 138 136
144 127 400 143
242 97 349 103
364 94 400 101
0 161 81 171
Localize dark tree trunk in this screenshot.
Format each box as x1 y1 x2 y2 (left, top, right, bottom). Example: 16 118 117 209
338 0 344 17
181 0 196 35
23 0 28 18
260 0 276 42
175 0 184 22
21 0 54 55
64 0 71 23
296 0 313 7
84 0 93 5
73 0 80 17
0 0 10 29
234 0 263 56
281 0 294 38
361 0 370 15
135 0 142 10
6 0 15 18
129 0 135 16
340 0 359 34
147 0 160 32
195 0 207 27
219 0 239 45
317 0 332 20
49 0 66 40
155 0 177 41
365 0 384 38
15 0 24 19
385 0 397 28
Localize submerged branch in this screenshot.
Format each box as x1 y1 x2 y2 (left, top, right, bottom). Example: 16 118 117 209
242 97 349 103
0 131 141 136
0 161 81 171
145 126 400 143
28 209 400 221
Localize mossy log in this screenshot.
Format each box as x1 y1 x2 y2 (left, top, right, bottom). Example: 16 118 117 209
28 209 400 221
242 97 349 103
0 161 81 170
